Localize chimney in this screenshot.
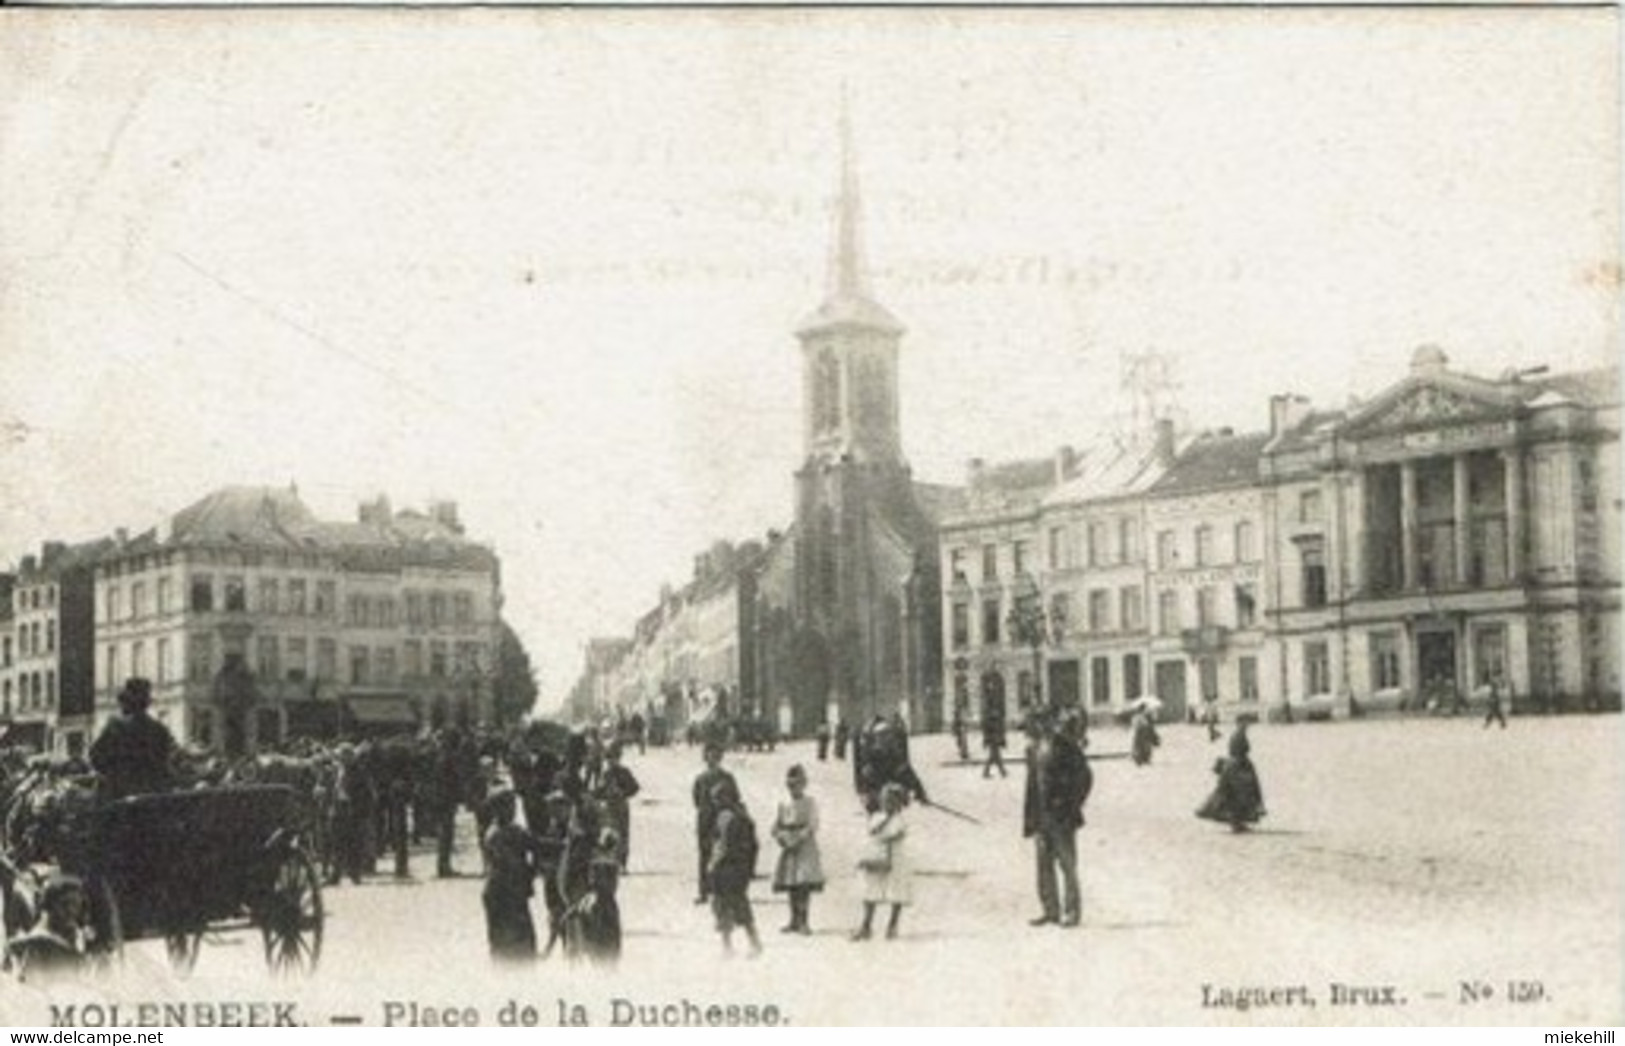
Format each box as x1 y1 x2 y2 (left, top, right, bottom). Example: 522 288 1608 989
1054 445 1077 484
967 458 986 487
113 528 128 547
1269 394 1312 437
1154 418 1177 465
428 500 462 535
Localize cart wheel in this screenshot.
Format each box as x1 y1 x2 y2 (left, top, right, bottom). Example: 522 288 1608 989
165 931 203 976
84 877 123 973
261 851 323 976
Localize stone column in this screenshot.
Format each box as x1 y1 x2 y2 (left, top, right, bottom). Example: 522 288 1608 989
1503 448 1524 582
1453 454 1472 587
1400 460 1419 589
1347 470 1366 596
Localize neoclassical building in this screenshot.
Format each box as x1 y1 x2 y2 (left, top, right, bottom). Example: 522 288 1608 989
939 346 1620 727
1265 346 1620 714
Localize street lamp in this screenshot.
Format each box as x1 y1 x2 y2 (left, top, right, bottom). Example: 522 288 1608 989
1006 572 1047 713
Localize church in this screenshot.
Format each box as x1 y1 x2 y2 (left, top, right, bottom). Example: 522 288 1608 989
770 115 959 736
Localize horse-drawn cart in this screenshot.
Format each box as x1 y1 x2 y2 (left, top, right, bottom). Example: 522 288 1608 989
18 784 324 977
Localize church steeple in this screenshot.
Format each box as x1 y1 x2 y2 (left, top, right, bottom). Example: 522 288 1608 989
798 101 903 338
796 102 906 467
830 94 867 302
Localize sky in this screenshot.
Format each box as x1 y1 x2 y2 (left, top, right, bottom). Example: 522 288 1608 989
0 7 1618 709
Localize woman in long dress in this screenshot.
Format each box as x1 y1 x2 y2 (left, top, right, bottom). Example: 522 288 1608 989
771 764 824 934
1197 724 1266 832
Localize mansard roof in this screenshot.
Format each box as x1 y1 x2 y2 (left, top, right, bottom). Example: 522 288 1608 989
169 486 316 549
162 485 495 571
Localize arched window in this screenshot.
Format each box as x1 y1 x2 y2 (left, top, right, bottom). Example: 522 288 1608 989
814 348 841 432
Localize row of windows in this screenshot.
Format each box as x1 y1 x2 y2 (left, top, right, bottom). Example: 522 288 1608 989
10 620 56 661
1 670 56 715
956 653 1262 708
1156 584 1259 634
951 582 1260 648
952 519 1262 584
100 577 480 627
101 635 488 690
12 585 57 613
1154 521 1258 571
950 518 1145 581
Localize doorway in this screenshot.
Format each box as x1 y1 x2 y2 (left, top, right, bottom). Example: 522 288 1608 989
1416 629 1459 711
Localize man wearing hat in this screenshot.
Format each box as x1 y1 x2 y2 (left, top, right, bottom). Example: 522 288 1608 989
690 742 736 905
1023 707 1091 928
90 678 177 801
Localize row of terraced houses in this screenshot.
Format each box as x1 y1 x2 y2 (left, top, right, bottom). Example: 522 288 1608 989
1 488 502 757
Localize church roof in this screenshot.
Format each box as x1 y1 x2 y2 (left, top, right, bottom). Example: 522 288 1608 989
795 294 905 337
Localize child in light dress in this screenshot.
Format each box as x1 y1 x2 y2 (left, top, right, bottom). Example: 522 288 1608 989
851 782 911 941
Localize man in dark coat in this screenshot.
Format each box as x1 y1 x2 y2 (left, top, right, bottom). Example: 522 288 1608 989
981 687 1008 779
1023 708 1091 928
855 715 928 813
690 742 736 905
90 678 176 801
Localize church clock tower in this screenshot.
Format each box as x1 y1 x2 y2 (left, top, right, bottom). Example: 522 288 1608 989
787 107 940 734
796 106 906 470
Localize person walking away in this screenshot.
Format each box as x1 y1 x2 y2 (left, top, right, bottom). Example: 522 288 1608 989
951 701 971 762
1201 700 1222 743
815 721 831 762
1484 674 1509 729
833 720 850 761
851 783 912 941
480 790 540 963
706 778 762 958
771 764 824 934
691 742 736 905
595 743 640 871
1196 723 1267 832
1024 710 1091 928
1130 709 1161 767
981 690 1008 779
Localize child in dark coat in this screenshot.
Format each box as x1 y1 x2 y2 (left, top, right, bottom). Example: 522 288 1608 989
706 778 762 958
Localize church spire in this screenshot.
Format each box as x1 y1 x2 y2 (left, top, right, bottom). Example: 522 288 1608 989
797 96 903 338
831 90 867 301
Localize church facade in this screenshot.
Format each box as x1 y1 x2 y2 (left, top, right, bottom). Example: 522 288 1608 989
774 121 950 735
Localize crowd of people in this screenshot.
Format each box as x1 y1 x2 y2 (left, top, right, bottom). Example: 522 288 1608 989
0 675 1277 978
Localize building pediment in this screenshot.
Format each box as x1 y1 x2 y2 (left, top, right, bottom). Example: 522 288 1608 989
1342 377 1516 439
